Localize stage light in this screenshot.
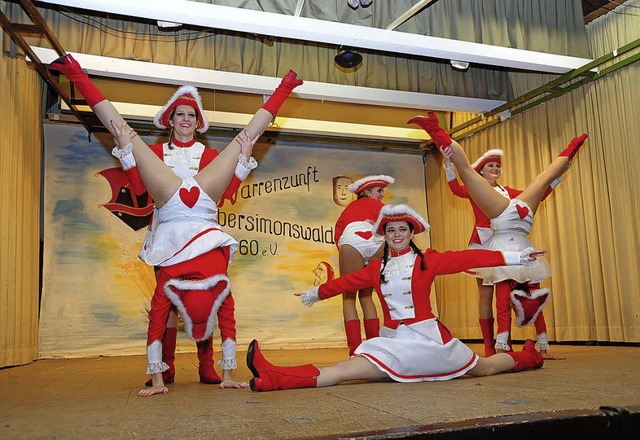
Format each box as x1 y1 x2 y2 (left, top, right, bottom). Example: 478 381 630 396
335 47 363 69
450 60 470 72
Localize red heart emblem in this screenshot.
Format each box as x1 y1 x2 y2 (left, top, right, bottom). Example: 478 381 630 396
355 231 373 240
515 204 530 219
179 186 200 208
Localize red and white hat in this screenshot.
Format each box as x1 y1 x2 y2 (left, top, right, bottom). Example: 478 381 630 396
471 149 503 172
154 85 209 133
373 204 430 236
348 175 395 195
510 287 550 327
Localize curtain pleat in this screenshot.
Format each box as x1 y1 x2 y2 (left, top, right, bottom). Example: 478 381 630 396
0 29 43 367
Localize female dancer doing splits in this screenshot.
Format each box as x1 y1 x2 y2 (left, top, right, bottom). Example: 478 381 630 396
441 147 560 358
49 54 303 397
247 204 547 391
409 112 587 357
334 175 394 355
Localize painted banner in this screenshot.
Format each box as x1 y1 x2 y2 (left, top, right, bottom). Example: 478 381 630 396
40 124 429 357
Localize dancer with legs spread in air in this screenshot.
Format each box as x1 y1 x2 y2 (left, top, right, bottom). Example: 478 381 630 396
440 145 561 358
49 54 303 397
118 85 256 388
409 112 587 357
247 204 547 392
334 175 394 356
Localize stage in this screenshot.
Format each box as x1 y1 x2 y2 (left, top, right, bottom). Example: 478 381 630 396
1 344 638 439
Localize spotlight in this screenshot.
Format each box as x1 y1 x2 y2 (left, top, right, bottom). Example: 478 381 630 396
335 47 363 69
450 60 470 72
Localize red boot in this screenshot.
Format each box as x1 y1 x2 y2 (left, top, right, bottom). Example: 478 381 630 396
407 112 452 149
479 318 496 357
506 339 544 372
558 133 588 160
145 327 177 386
363 318 380 340
246 340 319 392
197 337 222 384
48 54 106 108
262 70 303 116
344 319 362 356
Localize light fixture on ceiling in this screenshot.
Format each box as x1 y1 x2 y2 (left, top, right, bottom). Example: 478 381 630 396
335 46 363 69
157 20 182 29
450 60 470 72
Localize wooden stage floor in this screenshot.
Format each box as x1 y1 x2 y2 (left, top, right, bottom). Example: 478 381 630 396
1 343 639 440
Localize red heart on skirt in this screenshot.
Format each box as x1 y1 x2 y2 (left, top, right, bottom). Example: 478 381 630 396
179 186 200 208
515 204 530 219
355 231 373 240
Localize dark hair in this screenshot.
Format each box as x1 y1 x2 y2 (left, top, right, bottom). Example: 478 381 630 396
379 222 426 283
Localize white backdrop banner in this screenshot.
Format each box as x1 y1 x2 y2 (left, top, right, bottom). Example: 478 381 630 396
40 124 429 358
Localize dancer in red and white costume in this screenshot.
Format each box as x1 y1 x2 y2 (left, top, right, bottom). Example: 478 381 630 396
49 54 303 397
443 148 560 358
116 86 255 387
247 204 547 391
409 112 587 359
334 175 394 356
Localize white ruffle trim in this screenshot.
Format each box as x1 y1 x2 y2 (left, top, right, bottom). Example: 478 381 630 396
238 154 258 170
495 340 511 352
217 358 238 370
536 332 549 351
112 142 133 159
146 361 170 375
111 143 136 170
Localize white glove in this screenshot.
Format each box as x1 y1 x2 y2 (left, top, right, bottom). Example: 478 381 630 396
518 247 540 265
444 161 456 182
299 287 320 307
503 247 545 266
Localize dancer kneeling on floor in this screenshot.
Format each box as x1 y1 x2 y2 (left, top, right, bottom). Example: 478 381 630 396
247 204 546 391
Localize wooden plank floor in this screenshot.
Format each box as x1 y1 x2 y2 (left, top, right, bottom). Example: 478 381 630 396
1 344 639 440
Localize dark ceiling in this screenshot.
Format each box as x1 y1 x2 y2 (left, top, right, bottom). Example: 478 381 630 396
582 0 625 22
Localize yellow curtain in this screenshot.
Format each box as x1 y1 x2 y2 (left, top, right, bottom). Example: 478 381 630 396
0 31 43 367
428 1 640 342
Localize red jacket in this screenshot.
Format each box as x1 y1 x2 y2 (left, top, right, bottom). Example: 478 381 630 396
318 248 508 329
334 197 385 248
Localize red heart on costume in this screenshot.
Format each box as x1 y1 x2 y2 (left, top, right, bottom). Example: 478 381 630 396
179 186 200 208
515 204 530 219
355 231 373 240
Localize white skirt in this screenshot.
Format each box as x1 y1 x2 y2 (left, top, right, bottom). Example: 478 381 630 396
354 319 478 382
139 178 238 267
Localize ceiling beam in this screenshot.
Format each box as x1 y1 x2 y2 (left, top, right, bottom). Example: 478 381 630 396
37 0 593 74
30 47 505 113
83 101 431 144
